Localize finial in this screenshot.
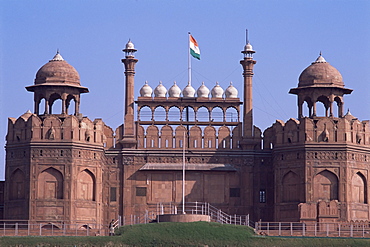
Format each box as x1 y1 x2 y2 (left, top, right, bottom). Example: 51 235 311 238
50 50 64 61
242 29 255 57
246 29 249 44
314 52 327 63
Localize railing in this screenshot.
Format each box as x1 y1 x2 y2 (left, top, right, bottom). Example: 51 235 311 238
125 202 254 227
0 202 254 236
0 221 107 236
256 221 370 238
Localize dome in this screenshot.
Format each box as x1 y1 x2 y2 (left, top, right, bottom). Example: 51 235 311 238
154 81 167 97
211 82 224 98
225 82 238 98
126 40 135 50
197 82 210 97
244 43 254 53
183 82 196 97
168 81 181 97
34 51 80 85
139 81 152 97
298 54 344 88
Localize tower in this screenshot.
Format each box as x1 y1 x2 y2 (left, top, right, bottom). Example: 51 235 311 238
240 31 257 149
121 40 138 148
269 54 370 223
4 52 108 229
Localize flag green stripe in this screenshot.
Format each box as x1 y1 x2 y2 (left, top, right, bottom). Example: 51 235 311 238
190 48 200 60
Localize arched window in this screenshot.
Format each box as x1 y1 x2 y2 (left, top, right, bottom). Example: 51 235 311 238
211 107 223 122
49 93 62 114
182 106 195 122
77 169 96 201
225 107 238 122
313 170 338 201
66 95 76 115
139 106 152 121
10 169 25 200
38 168 64 199
38 98 46 115
168 106 180 121
197 107 209 122
154 106 166 121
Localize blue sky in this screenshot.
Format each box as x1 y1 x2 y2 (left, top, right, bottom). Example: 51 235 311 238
1 1 370 180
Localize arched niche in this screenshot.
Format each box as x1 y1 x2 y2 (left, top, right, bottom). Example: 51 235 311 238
9 169 26 200
231 125 241 149
352 172 367 204
154 106 166 121
168 106 180 122
313 170 338 201
189 126 202 149
77 169 96 201
225 107 238 122
37 168 64 199
160 125 174 148
197 106 209 122
175 125 187 148
218 126 231 149
204 126 216 148
137 125 145 148
282 171 301 202
211 107 223 122
146 125 159 148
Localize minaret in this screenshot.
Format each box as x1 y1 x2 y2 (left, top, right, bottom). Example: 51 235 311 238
121 40 138 148
240 31 257 146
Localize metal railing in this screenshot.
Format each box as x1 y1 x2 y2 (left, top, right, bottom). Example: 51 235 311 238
0 202 254 236
256 221 370 238
0 221 107 236
121 202 254 227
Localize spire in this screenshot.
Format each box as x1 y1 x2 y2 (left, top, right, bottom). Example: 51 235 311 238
241 29 255 58
50 50 64 61
314 51 327 63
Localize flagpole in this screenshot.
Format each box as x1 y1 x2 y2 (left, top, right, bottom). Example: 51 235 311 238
182 131 186 214
188 32 191 85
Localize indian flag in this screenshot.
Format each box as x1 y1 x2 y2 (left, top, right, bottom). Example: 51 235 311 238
189 34 200 60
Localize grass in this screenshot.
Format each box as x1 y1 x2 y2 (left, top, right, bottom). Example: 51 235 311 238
1 221 370 246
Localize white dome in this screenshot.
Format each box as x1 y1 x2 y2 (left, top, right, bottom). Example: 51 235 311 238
139 81 152 97
168 81 181 97
211 82 224 98
154 81 167 97
225 82 238 98
183 82 195 97
126 40 135 50
197 82 210 97
244 43 254 53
